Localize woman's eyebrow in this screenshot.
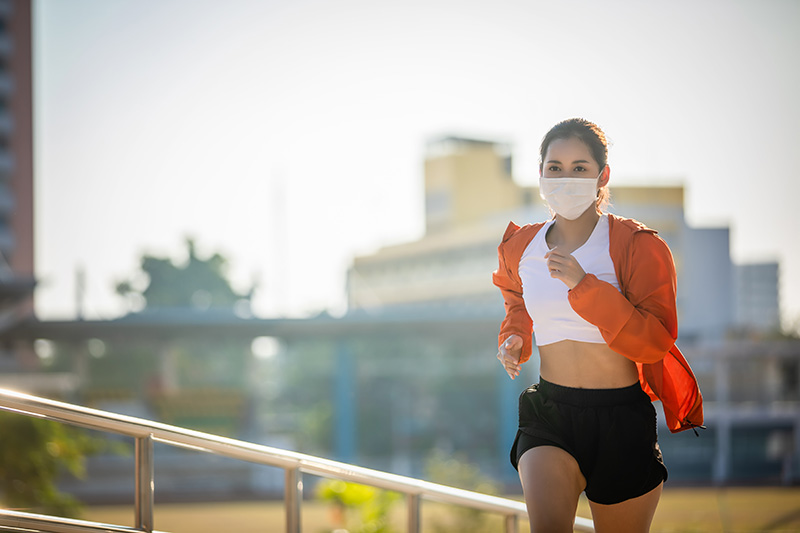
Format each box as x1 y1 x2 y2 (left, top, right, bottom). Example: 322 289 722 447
545 159 591 165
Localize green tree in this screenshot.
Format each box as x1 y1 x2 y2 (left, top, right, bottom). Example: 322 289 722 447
5 240 256 518
110 239 256 435
0 411 111 518
316 479 401 533
115 238 254 312
110 237 256 393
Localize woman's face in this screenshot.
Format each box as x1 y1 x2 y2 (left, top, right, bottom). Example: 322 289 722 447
541 136 602 179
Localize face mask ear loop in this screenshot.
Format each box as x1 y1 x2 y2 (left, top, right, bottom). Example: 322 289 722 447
596 166 606 199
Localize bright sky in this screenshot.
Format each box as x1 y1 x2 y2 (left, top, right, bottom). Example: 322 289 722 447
33 0 800 329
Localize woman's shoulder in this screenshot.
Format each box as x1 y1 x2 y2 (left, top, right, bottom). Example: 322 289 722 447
607 213 658 236
500 220 548 244
497 221 548 269
607 213 674 264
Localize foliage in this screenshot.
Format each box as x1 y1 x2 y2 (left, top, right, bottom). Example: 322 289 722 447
316 479 401 533
109 239 254 432
0 411 121 517
115 238 254 311
423 449 499 533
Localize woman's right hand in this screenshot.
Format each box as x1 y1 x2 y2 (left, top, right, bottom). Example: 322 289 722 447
497 335 523 380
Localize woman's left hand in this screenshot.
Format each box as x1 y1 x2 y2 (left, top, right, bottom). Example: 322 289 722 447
544 247 586 290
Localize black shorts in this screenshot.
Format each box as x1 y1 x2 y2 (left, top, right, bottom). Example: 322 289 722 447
511 378 667 505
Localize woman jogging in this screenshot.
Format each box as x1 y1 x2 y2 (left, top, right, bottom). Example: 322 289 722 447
492 118 703 533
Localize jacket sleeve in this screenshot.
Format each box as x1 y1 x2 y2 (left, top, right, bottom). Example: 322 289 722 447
568 232 678 364
492 226 534 364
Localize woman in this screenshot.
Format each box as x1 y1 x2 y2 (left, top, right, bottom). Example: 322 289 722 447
492 118 703 533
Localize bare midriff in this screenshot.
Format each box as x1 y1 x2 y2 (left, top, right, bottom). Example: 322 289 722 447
538 340 639 389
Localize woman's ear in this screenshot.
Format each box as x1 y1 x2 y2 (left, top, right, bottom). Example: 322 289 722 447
598 165 610 187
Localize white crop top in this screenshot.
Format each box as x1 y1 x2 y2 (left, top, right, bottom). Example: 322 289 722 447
519 215 621 346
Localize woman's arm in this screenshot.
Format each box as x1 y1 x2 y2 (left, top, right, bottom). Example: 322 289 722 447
492 222 535 365
492 250 533 365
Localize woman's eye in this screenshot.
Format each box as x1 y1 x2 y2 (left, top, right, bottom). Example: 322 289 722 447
574 166 587 172
547 165 560 172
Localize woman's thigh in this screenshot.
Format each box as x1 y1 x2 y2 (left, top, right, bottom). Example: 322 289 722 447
588 481 663 533
518 445 586 533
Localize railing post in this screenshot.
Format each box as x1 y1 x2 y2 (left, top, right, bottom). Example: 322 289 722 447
505 513 519 533
285 468 302 533
407 493 420 533
135 434 154 533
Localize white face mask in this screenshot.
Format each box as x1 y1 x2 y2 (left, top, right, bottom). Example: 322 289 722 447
539 171 602 220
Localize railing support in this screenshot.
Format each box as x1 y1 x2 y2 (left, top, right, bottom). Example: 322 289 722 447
505 513 519 533
285 468 302 533
134 434 155 533
407 493 421 533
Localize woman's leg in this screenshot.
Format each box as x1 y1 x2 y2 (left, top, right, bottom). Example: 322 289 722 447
588 482 663 533
518 445 586 533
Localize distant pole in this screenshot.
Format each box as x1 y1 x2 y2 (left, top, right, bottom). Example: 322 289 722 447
75 266 85 321
270 168 289 316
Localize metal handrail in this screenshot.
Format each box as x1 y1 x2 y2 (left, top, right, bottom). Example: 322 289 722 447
0 388 594 533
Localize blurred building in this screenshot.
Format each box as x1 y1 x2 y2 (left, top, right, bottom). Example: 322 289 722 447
348 135 777 339
0 0 37 374
734 262 781 333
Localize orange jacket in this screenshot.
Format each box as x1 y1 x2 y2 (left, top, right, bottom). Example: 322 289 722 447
492 214 704 434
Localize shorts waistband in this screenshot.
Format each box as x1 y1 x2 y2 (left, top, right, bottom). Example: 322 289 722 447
536 377 646 407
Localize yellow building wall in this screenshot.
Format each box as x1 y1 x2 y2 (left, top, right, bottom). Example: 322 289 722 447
425 142 522 233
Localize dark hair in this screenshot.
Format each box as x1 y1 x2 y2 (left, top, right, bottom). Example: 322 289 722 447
539 118 610 210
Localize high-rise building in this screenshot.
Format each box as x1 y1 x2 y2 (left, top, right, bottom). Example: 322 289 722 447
0 0 35 322
734 262 781 332
0 0 36 392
